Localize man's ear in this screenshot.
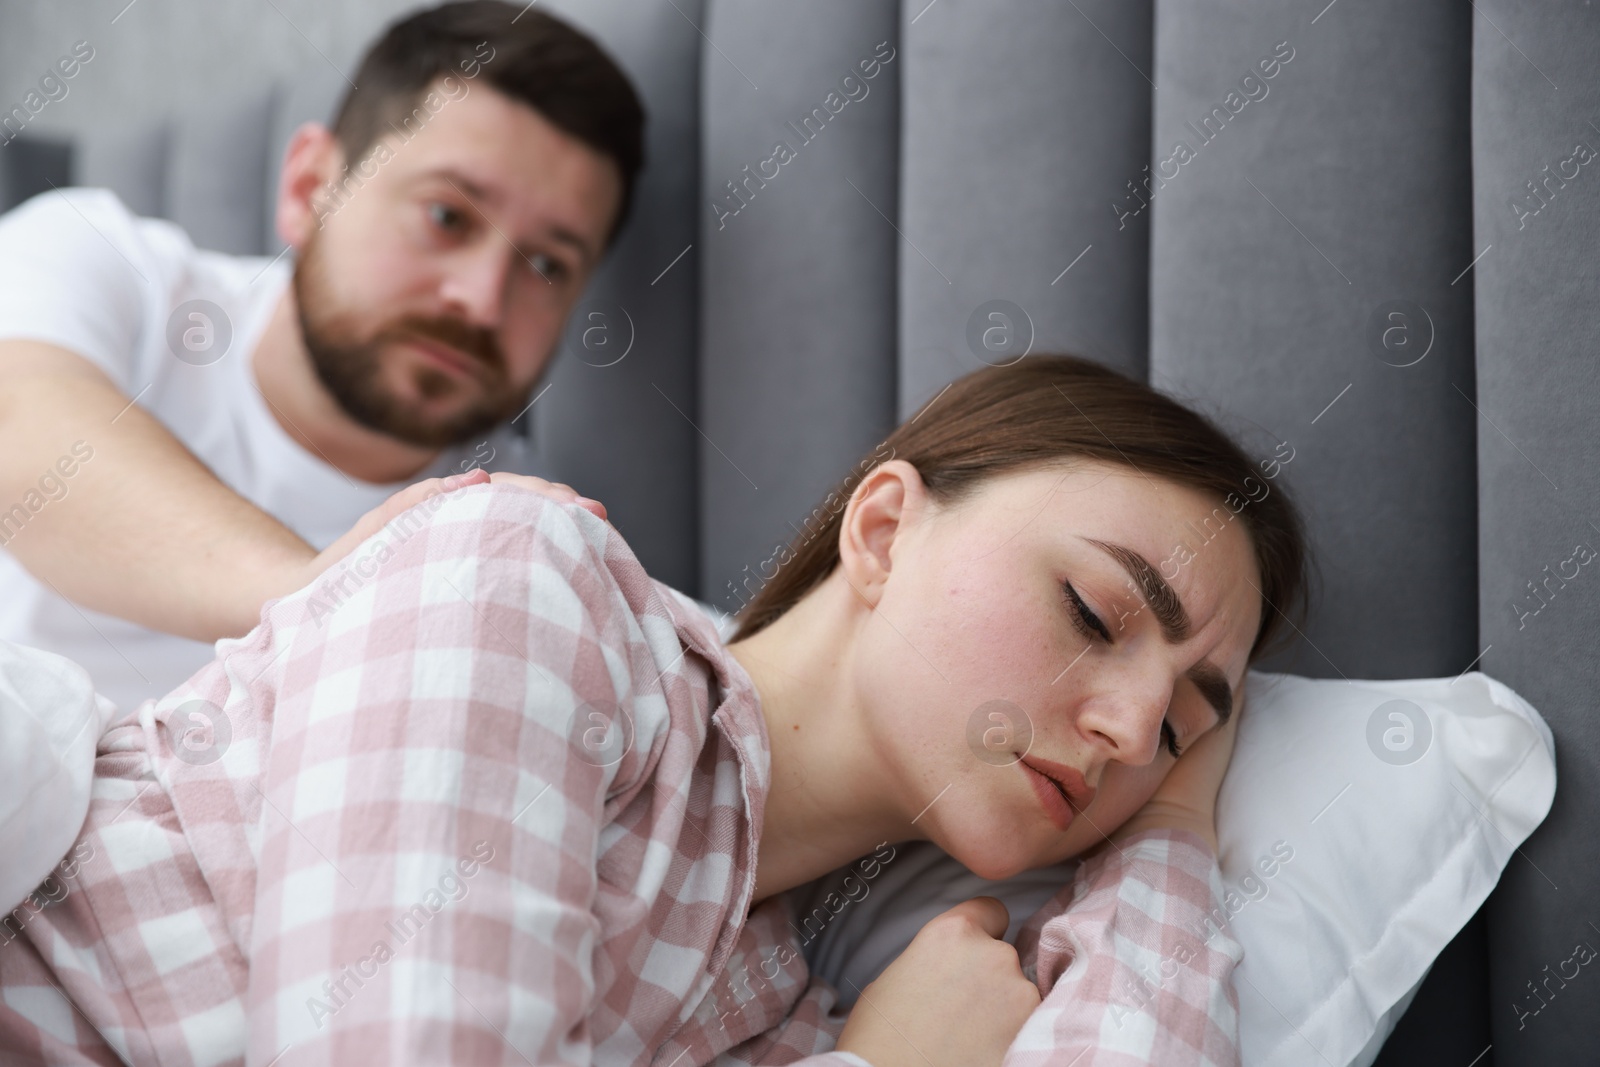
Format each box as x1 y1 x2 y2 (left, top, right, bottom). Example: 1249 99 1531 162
275 122 343 251
837 459 928 607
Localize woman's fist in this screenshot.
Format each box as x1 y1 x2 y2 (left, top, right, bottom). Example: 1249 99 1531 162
835 896 1040 1067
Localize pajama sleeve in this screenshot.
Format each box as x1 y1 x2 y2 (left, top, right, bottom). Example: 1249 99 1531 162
714 985 872 1067
687 888 877 1067
1004 827 1244 1067
241 484 657 1066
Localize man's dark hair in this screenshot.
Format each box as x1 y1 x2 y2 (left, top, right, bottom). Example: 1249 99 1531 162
331 1 646 245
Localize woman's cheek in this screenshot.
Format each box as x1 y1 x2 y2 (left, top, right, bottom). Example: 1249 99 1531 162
932 572 1053 689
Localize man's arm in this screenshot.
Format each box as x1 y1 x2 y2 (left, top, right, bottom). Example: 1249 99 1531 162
0 339 319 642
0 340 608 645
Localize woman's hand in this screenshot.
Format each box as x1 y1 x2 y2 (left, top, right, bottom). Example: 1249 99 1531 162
298 469 608 589
834 897 1040 1067
1105 701 1243 854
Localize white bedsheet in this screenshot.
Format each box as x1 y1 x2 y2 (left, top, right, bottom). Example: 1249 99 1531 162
0 637 118 916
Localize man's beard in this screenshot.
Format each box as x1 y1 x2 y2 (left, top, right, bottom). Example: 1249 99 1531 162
291 235 531 450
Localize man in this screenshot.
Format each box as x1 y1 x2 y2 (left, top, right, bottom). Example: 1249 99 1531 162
0 1 644 712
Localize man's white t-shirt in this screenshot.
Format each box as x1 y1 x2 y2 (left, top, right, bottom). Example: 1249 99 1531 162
0 188 531 714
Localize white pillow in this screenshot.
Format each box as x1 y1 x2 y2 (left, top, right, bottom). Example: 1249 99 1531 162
1221 670 1552 1064
0 637 119 916
789 669 1556 1067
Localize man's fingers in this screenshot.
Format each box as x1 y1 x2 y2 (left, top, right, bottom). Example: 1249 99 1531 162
482 472 609 520
440 468 490 492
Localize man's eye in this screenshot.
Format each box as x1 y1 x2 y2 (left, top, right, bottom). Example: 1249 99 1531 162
528 253 568 281
428 203 467 231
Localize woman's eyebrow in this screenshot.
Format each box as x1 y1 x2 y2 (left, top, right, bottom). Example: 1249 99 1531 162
1188 663 1235 726
1083 537 1234 724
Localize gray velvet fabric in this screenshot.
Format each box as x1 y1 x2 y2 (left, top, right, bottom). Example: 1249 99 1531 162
166 88 276 256
3 1 1597 1060
699 0 900 612
0 134 71 211
532 0 704 591
75 117 168 219
1470 3 1600 1065
1149 1 1478 683
899 0 1152 412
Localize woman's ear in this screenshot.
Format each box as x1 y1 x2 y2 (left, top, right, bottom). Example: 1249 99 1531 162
837 460 928 607
275 122 343 251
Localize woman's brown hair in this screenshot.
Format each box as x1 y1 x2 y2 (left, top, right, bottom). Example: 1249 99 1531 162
732 355 1310 663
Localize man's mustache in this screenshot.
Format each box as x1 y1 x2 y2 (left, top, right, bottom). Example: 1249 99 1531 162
384 316 503 375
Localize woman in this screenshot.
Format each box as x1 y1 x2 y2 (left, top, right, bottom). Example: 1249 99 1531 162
0 356 1306 1066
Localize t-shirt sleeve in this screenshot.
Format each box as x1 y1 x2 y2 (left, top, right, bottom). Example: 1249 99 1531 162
0 188 154 392
1004 828 1244 1066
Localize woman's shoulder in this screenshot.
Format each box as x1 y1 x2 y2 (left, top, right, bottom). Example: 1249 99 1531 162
398 484 742 714
281 482 758 754
279 482 654 668
367 480 632 603
426 485 742 677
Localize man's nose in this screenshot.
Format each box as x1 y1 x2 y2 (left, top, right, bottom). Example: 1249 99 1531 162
438 243 514 329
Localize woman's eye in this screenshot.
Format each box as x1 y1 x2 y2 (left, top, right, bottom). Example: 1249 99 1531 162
428 202 467 232
1064 578 1181 757
1063 581 1112 643
1161 719 1183 759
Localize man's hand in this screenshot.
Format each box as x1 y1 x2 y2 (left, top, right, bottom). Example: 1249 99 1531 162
0 340 610 645
297 468 608 589
1105 701 1243 854
485 470 609 520
834 897 1040 1067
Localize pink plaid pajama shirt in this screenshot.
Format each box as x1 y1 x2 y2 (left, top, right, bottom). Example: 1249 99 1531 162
0 484 1243 1066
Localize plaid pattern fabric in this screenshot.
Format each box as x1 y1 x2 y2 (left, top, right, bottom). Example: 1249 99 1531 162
0 484 1241 1066
1008 832 1244 1066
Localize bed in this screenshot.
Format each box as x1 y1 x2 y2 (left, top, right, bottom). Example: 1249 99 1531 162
2 2 1595 1062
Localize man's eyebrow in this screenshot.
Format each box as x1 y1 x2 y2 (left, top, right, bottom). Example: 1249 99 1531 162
1084 537 1234 725
421 167 597 266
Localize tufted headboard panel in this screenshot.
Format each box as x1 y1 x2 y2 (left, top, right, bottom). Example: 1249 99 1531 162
2 2 1596 1062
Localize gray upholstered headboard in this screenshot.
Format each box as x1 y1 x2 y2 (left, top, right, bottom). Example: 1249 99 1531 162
2 2 1596 1063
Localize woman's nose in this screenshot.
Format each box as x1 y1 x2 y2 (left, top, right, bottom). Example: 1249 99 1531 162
1073 677 1170 765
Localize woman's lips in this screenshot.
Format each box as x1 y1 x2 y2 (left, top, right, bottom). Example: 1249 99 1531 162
1022 755 1096 810
1021 761 1078 831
